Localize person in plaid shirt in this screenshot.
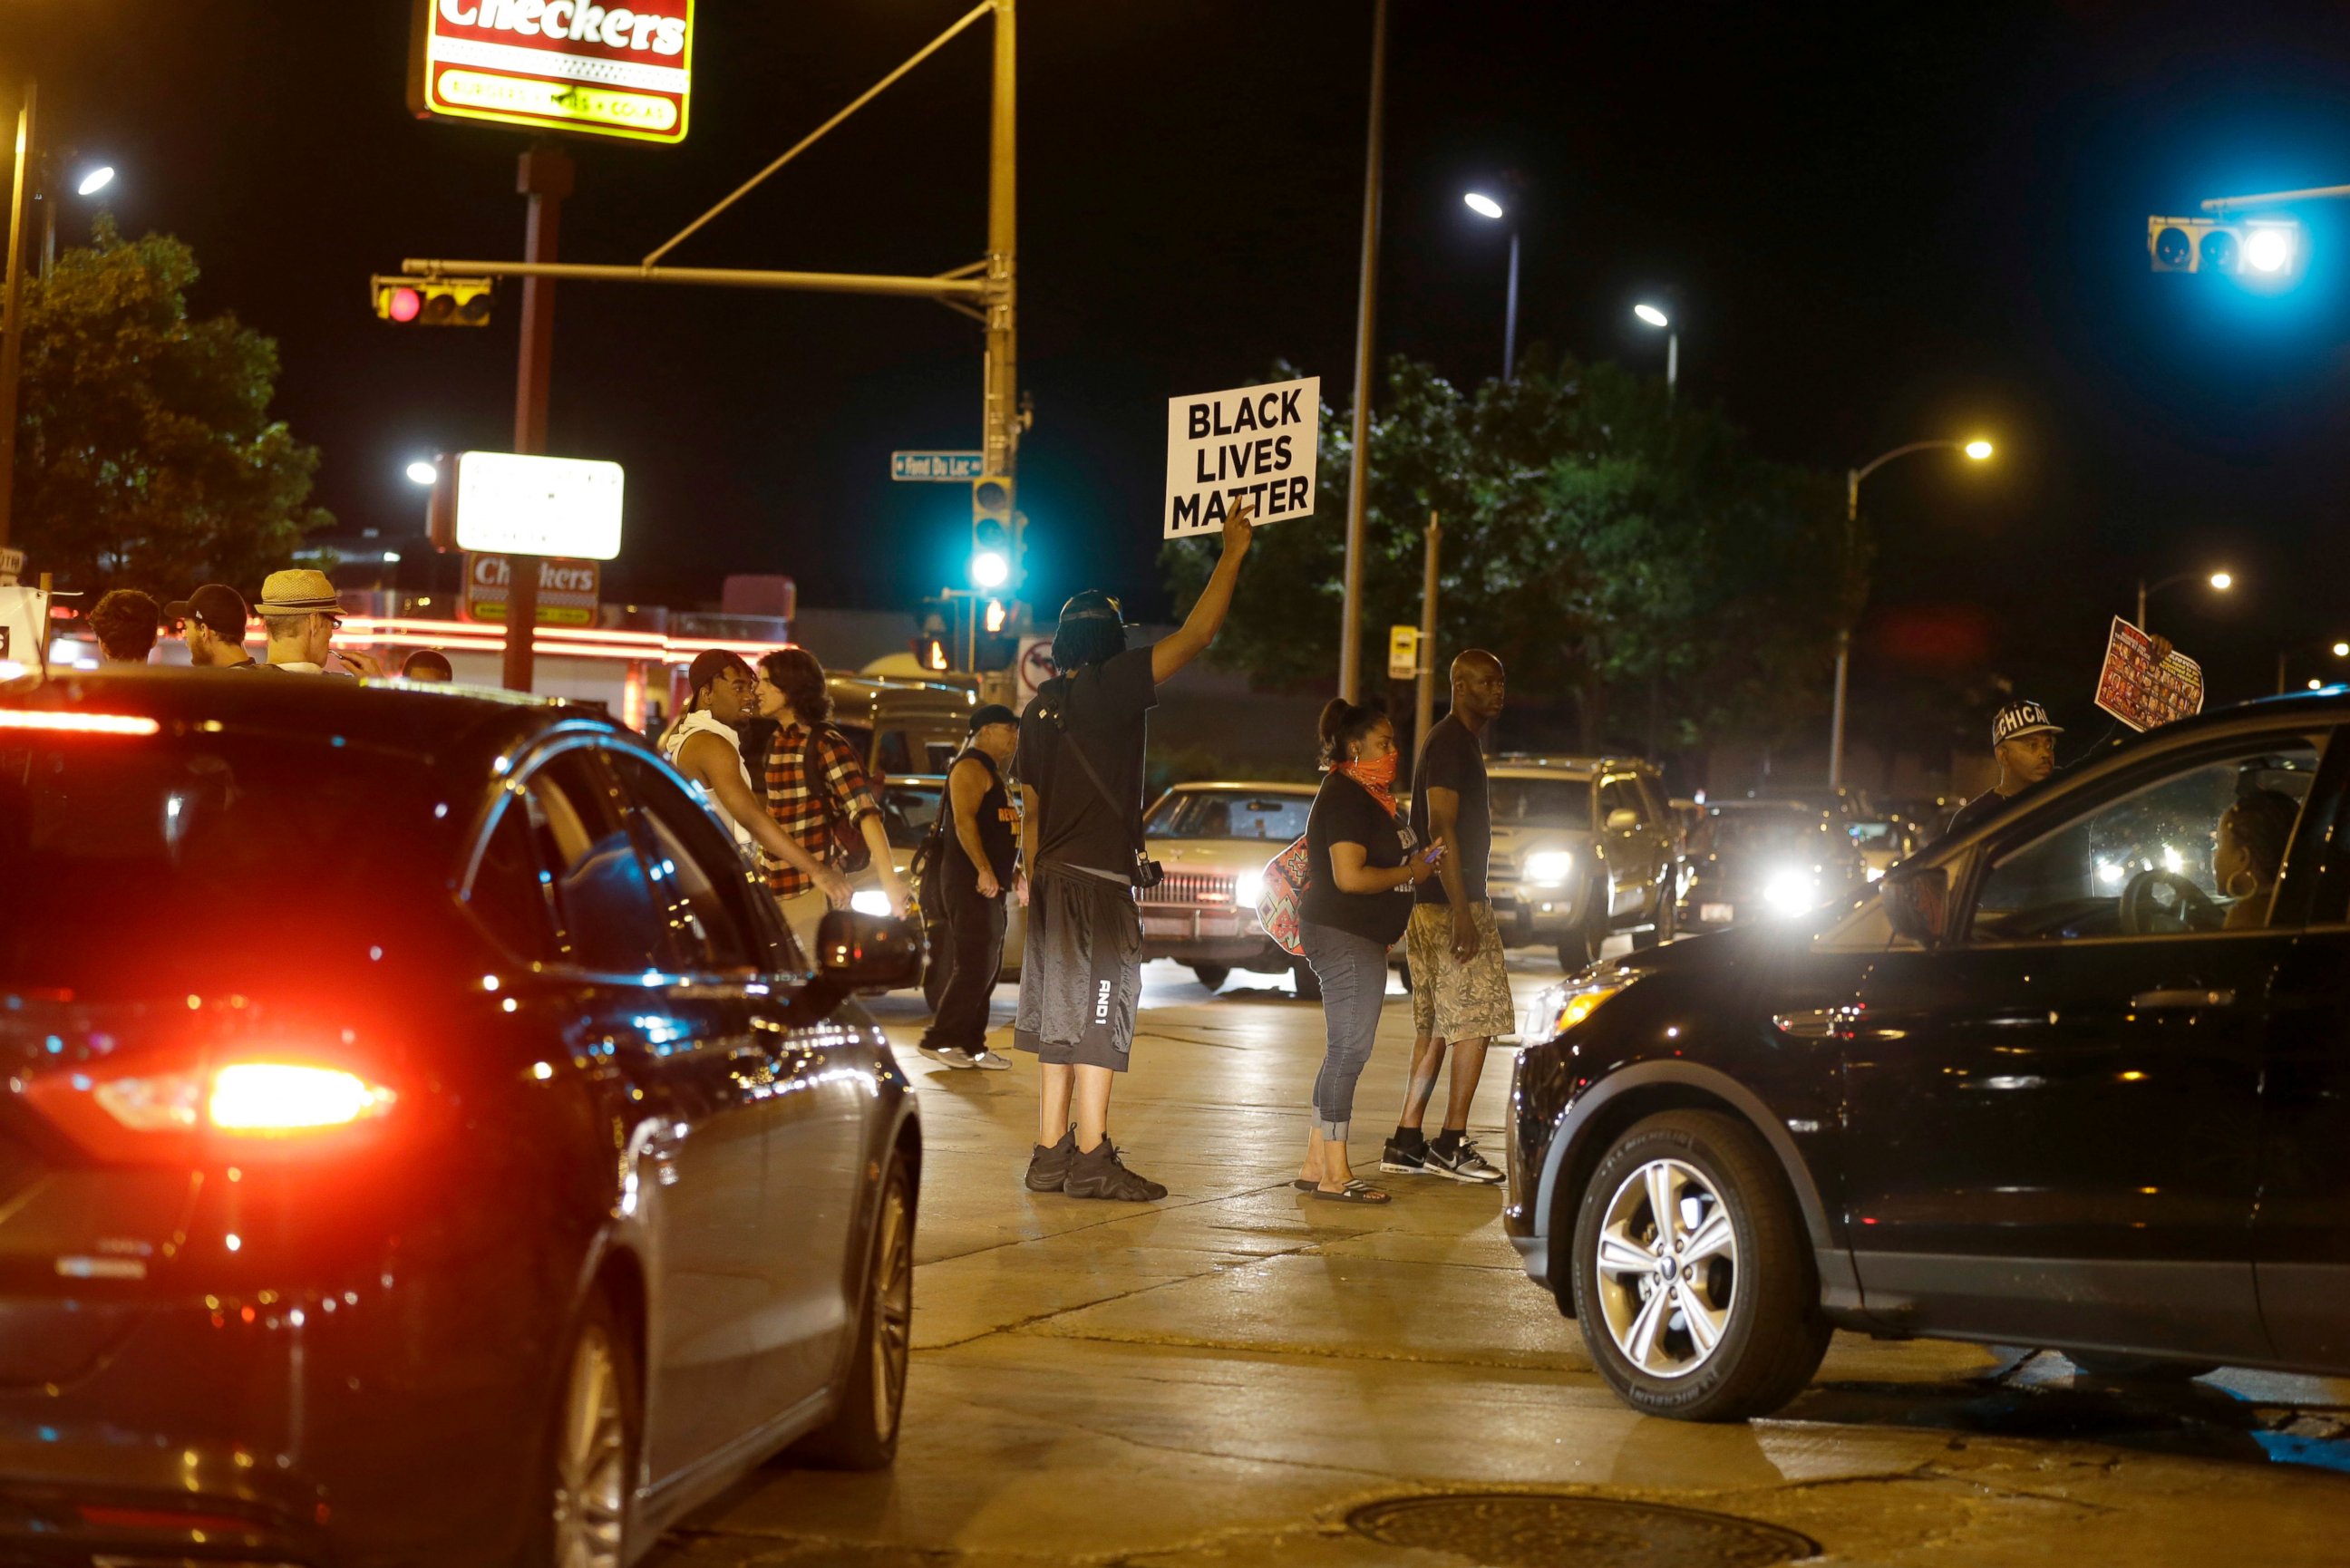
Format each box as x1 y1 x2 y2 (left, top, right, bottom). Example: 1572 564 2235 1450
753 646 909 959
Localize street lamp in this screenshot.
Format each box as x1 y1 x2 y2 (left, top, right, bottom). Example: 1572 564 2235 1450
74 166 112 198
39 155 115 280
1829 437 1997 793
404 460 439 486
1632 302 1678 402
2274 635 2346 694
2135 568 2231 634
1462 190 1520 382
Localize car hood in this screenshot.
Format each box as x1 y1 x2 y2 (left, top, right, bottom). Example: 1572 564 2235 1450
1491 824 1597 857
1148 838 1287 872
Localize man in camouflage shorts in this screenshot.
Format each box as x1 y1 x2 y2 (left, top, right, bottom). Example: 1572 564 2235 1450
1383 651 1510 1185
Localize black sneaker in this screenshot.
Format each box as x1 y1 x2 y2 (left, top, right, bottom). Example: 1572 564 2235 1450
1379 1137 1429 1176
1024 1129 1076 1192
1062 1138 1168 1202
1423 1137 1504 1186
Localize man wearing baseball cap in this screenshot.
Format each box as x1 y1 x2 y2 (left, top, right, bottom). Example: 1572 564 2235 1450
165 584 256 670
918 702 1022 1071
1945 699 2064 838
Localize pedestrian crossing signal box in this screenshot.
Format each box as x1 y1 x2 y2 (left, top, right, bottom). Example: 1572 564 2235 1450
1387 625 1421 681
372 273 495 326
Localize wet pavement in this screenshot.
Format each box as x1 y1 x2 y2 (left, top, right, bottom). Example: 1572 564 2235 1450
646 953 2350 1566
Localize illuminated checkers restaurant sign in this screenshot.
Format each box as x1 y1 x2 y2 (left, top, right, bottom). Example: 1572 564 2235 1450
410 0 694 145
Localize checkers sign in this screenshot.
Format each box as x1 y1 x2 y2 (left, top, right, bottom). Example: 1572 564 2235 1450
411 0 694 146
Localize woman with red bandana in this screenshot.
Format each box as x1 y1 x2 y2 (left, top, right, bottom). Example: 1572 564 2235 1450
1293 699 1443 1204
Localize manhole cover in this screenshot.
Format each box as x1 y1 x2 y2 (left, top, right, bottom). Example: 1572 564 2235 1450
1347 1494 1817 1568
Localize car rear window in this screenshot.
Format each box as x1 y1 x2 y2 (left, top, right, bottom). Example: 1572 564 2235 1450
0 729 444 991
1490 779 1593 829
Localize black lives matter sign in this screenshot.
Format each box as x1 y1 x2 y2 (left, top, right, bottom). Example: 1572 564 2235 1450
1163 375 1319 540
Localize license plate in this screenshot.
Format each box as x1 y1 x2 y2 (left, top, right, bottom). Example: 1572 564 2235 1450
1701 903 1733 924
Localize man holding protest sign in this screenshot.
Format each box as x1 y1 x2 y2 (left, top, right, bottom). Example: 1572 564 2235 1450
1015 496 1258 1202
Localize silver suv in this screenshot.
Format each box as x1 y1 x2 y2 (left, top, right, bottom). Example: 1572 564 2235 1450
1484 756 1680 968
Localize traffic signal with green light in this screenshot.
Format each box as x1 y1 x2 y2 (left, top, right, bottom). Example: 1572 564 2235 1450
2147 216 2303 281
970 474 1014 589
372 273 495 325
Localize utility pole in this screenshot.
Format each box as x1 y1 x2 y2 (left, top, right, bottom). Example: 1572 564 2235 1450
501 143 571 693
985 0 1020 545
1337 0 1387 703
1414 510 1441 759
0 80 36 554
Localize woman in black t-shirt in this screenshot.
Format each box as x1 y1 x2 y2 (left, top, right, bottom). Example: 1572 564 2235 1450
1295 699 1443 1203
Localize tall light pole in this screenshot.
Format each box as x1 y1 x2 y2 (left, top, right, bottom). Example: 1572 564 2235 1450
1337 0 1387 704
0 79 38 556
1830 437 1996 793
1632 302 1677 402
2135 567 2230 635
1462 190 1519 382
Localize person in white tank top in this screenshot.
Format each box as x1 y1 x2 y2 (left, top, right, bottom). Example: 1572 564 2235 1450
659 650 850 909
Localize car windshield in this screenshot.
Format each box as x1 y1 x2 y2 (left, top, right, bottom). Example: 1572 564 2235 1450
1490 778 1593 830
880 781 943 848
0 727 445 992
1706 811 1823 857
1145 789 1312 841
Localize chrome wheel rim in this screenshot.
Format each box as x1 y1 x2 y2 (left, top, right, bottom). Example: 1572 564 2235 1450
869 1180 913 1439
552 1323 626 1568
1593 1156 1737 1379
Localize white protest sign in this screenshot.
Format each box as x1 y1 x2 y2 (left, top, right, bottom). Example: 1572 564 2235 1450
1164 374 1318 540
0 585 51 674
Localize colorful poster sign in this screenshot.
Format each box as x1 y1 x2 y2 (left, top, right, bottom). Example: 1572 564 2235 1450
2094 615 2204 731
410 0 694 146
462 554 602 626
1164 375 1319 539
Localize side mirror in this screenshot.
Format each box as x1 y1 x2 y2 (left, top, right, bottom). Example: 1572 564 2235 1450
1606 808 1640 831
812 909 925 995
1883 866 1948 948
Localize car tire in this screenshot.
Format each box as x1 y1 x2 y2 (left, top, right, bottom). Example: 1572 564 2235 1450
2067 1350 2219 1382
790 1154 915 1470
1291 962 1323 1002
1569 1109 1830 1422
531 1291 637 1568
1189 964 1230 992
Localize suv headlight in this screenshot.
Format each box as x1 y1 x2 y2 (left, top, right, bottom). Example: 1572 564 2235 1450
1523 849 1575 886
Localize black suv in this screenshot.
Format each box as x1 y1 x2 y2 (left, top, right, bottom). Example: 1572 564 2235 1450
1505 691 2350 1420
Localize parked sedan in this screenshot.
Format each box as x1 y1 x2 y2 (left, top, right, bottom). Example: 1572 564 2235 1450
1505 690 2348 1420
0 673 922 1565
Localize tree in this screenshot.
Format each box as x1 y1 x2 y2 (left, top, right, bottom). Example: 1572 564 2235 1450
10 216 330 592
1161 352 1851 754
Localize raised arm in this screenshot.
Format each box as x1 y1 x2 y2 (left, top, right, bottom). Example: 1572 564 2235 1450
1151 497 1256 685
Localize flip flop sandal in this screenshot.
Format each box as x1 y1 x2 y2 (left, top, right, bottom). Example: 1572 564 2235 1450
1312 1180 1392 1205
1290 1178 1319 1191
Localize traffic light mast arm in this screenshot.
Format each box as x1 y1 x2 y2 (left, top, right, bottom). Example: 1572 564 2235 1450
398 258 986 303
2201 183 2350 215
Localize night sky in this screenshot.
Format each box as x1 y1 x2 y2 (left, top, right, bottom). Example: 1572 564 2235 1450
10 1 2350 714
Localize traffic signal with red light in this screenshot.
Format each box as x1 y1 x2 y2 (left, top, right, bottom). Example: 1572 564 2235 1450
371 273 495 326
911 634 950 673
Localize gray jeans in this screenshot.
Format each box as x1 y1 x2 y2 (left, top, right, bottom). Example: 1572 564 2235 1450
1298 919 1389 1142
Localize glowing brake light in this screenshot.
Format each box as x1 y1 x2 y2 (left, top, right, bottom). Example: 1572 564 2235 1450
209 1064 396 1132
0 711 160 736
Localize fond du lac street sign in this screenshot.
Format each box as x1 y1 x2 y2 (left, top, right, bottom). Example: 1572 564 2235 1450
410 0 696 146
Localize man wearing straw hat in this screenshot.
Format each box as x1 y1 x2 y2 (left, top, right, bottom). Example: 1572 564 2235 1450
253 568 379 676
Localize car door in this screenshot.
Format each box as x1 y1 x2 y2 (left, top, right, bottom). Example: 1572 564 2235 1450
1843 726 2329 1356
507 744 775 1477
606 747 874 1412
2248 734 2350 1370
1597 776 1656 917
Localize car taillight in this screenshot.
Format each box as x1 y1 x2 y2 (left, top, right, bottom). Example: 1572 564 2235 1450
25 1057 398 1162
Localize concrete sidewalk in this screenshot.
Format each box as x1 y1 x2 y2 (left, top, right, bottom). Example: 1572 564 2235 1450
650 963 2350 1567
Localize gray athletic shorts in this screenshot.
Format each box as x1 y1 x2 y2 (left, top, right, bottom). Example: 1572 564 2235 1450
1015 867 1143 1071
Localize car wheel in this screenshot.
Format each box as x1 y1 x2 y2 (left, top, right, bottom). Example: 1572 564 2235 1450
1291 962 1323 1002
2067 1350 2219 1382
791 1154 915 1469
536 1292 635 1568
1570 1109 1830 1422
1189 964 1230 992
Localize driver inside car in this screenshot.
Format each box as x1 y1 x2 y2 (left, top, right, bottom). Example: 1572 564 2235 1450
2213 788 2299 930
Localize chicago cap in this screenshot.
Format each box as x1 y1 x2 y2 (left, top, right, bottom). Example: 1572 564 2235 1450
1993 699 2064 748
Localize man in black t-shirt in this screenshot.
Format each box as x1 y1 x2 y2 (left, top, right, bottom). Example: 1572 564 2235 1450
1013 498 1258 1202
1944 699 2063 840
919 704 1022 1072
1384 649 1510 1186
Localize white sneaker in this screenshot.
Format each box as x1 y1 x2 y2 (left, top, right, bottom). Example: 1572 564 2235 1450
918 1043 977 1070
969 1049 1013 1070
